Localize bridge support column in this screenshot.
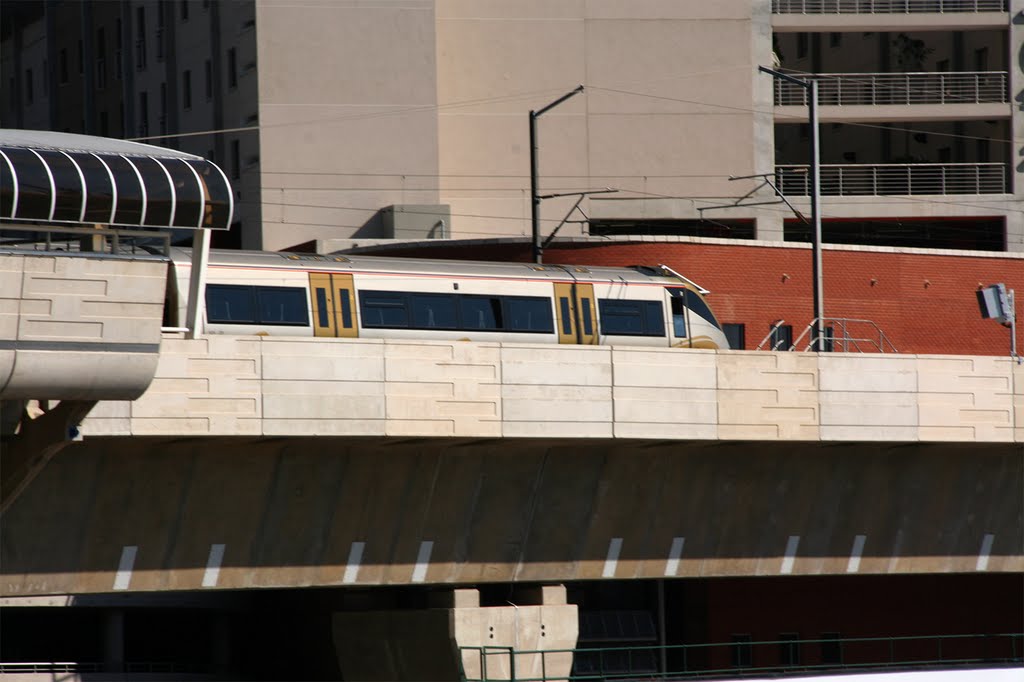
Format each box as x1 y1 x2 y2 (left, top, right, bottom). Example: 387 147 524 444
0 399 96 514
103 609 125 674
332 585 578 681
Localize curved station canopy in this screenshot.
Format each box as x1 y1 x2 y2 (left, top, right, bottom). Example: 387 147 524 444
0 130 233 230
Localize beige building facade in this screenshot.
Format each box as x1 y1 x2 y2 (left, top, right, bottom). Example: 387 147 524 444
2 0 1021 250
253 0 1022 251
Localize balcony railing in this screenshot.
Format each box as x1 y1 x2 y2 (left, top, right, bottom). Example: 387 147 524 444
773 0 1007 13
776 163 1007 195
774 71 1008 106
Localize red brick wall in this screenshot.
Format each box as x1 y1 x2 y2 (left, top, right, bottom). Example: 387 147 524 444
369 241 1024 356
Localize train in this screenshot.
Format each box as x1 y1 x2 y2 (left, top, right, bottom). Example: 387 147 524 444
165 248 730 349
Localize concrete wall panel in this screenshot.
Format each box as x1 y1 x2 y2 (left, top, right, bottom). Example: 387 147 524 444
0 253 165 400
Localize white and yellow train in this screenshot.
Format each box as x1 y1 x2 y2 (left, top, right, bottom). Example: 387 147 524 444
167 249 730 349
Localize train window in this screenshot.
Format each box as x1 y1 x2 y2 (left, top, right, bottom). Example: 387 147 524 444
559 298 572 335
670 297 686 337
723 323 745 350
581 298 593 336
411 293 458 329
315 288 329 327
206 284 256 324
360 291 409 328
504 297 553 333
256 287 308 325
684 289 722 330
460 296 502 330
599 300 665 336
339 289 353 328
769 324 793 351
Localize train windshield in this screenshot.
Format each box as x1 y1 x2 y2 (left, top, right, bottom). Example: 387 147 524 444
667 288 721 330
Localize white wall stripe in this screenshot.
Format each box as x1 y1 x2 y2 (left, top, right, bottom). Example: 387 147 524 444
603 538 624 578
113 545 138 591
976 534 995 571
343 542 365 584
664 537 685 577
847 534 867 573
780 535 800 574
202 543 226 588
411 541 433 583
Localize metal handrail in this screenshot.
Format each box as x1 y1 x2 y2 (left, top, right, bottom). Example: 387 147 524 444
0 223 172 256
772 0 1008 13
773 71 1009 106
461 632 1024 682
791 317 899 353
776 162 1007 196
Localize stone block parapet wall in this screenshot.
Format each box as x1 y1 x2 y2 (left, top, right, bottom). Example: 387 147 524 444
83 336 1024 443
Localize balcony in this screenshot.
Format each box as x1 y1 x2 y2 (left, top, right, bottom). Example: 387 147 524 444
772 0 1007 13
776 162 1007 195
773 71 1008 106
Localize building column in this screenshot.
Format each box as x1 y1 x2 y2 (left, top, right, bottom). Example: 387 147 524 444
755 214 785 242
103 609 125 673
332 585 578 681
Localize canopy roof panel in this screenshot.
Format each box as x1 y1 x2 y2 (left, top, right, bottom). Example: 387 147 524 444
0 130 233 230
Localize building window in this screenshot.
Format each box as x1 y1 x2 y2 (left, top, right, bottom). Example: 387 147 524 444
227 47 238 88
24 69 33 105
974 47 988 72
820 633 842 665
723 323 745 350
183 69 192 109
204 59 212 100
59 48 69 83
731 634 753 668
139 91 149 137
231 139 240 179
156 0 165 61
769 323 793 351
779 633 801 666
96 27 107 90
136 7 147 69
797 33 808 59
115 19 123 77
159 82 167 135
976 138 989 163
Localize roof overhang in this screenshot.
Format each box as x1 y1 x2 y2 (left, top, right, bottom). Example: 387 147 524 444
0 130 233 230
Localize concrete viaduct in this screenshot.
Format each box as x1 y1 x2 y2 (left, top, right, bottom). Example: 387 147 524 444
1 249 1021 680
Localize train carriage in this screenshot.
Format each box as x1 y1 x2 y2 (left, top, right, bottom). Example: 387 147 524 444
167 249 730 350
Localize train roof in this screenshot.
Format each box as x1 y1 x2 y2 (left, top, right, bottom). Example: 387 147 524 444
171 247 695 287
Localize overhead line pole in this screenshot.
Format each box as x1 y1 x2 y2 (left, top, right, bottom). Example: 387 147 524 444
531 85 584 264
759 67 824 351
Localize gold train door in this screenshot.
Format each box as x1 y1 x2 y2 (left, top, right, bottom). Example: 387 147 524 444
309 273 358 338
553 282 598 345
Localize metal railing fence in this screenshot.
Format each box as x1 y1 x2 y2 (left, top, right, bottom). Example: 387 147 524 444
0 223 172 256
774 71 1008 106
776 162 1007 196
461 632 1023 681
772 0 1007 13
